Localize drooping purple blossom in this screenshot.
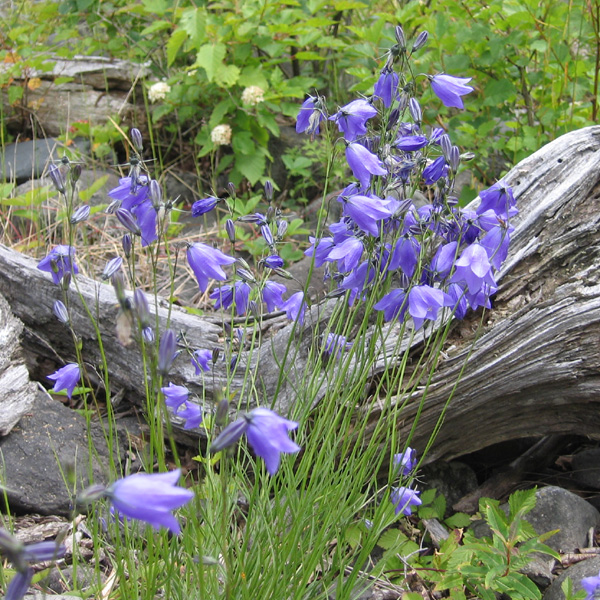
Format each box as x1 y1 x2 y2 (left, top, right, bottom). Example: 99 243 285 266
211 407 300 475
177 401 203 430
262 280 287 312
107 469 194 534
263 255 284 269
476 181 517 218
581 570 600 600
422 156 447 185
430 74 474 109
408 285 450 330
373 288 407 322
210 281 251 316
47 363 80 399
330 98 378 141
374 68 400 108
340 193 392 236
191 349 212 374
296 95 325 136
391 486 422 516
158 329 178 376
388 235 420 278
323 333 353 358
102 256 123 280
450 243 497 295
339 260 376 305
395 135 429 152
393 448 417 476
108 176 150 212
37 245 79 285
345 142 387 190
327 236 364 273
161 382 189 410
447 283 468 320
480 223 513 270
132 200 158 247
281 291 307 324
186 242 236 292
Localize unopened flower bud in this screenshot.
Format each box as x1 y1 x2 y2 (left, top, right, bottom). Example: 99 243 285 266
236 257 251 271
133 288 151 327
409 97 422 124
248 300 259 319
460 151 476 162
130 128 144 153
122 234 132 258
77 483 108 506
264 180 273 202
266 205 276 224
116 208 141 236
102 256 123 280
386 108 400 131
53 300 69 324
395 25 406 48
440 134 452 160
70 164 82 185
215 397 229 427
60 272 72 290
276 219 288 240
158 329 177 376
212 348 220 363
111 272 129 310
142 326 154 342
227 182 236 198
225 219 236 243
261 224 274 247
449 146 460 172
70 204 90 224
412 30 429 52
48 164 66 194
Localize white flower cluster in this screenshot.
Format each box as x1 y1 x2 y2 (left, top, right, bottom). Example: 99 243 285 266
148 81 171 104
241 85 265 106
211 124 232 146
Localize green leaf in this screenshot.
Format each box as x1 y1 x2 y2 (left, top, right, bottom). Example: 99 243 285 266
215 64 240 88
167 29 189 67
234 152 265 185
8 85 23 104
141 20 171 36
0 183 14 198
195 43 226 82
209 99 234 129
377 528 406 550
444 512 472 529
180 7 207 46
508 487 537 520
78 175 109 201
232 131 255 155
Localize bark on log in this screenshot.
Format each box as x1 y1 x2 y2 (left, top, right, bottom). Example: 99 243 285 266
0 126 599 461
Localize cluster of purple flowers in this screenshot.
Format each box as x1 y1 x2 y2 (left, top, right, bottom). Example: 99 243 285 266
297 25 514 335
390 447 421 516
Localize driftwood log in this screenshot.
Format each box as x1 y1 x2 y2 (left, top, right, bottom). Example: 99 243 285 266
1 126 599 461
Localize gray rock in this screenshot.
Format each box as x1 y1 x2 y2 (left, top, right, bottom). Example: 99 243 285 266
0 138 90 184
543 555 600 600
0 387 117 516
571 447 600 490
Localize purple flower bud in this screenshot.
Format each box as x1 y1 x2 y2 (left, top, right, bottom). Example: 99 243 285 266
440 134 452 160
60 271 72 290
409 97 421 124
264 180 273 202
263 255 284 269
412 31 429 52
53 300 69 324
116 208 141 236
158 329 177 376
70 164 82 185
70 204 90 224
48 164 66 193
393 448 417 475
102 256 123 280
449 146 460 172
261 224 274 247
227 182 236 198
149 179 162 209
133 288 151 326
192 196 219 217
276 219 288 240
130 128 144 152
143 326 154 342
122 234 132 258
225 219 236 243
178 401 203 430
395 25 406 48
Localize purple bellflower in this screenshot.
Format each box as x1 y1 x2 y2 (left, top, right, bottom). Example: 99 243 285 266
191 349 212 374
177 401 203 430
327 236 364 273
108 176 150 212
262 280 287 312
374 68 400 108
296 95 325 136
47 363 80 399
422 156 447 185
281 291 307 324
211 407 300 475
161 383 189 411
430 74 474 109
158 329 178 376
408 285 450 330
132 201 158 247
480 223 513 270
107 469 194 535
388 235 420 278
304 236 335 267
391 486 422 516
393 448 417 476
395 135 429 152
211 281 251 316
323 333 353 358
340 193 392 236
6 569 33 600
37 245 79 285
373 288 407 322
582 570 600 600
477 181 517 218
450 243 497 295
187 242 236 292
330 98 378 141
263 254 284 269
345 142 387 190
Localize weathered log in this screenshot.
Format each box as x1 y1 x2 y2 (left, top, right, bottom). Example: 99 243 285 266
0 126 599 461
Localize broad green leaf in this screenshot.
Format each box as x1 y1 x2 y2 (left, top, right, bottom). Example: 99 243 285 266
232 131 255 156
180 7 207 46
0 183 14 198
141 20 171 36
195 43 226 82
215 64 240 88
167 29 189 67
376 528 406 550
234 152 265 185
209 99 234 129
508 487 537 519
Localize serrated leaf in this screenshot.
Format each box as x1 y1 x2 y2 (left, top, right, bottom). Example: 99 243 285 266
376 528 406 550
209 99 234 129
444 512 471 529
232 131 255 155
195 43 226 82
180 7 206 46
215 64 240 88
508 487 537 519
167 29 188 67
141 20 171 36
234 152 265 185
497 573 541 599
